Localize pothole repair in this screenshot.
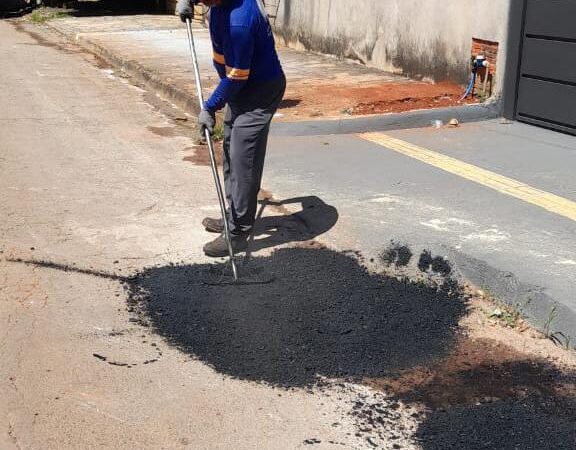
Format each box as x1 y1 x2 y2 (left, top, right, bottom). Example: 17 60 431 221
9 243 575 448
121 245 576 449
123 247 467 387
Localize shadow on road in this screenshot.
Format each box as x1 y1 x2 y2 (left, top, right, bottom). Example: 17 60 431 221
417 393 576 450
125 246 467 387
67 0 165 17
366 321 576 449
247 196 339 253
3 0 167 19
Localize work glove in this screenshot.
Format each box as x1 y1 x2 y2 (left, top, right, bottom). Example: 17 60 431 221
176 0 194 23
198 109 216 136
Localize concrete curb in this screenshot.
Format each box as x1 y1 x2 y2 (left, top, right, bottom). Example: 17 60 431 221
271 103 502 137
446 247 576 345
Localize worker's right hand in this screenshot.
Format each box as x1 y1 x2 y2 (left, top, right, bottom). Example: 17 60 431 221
198 109 216 136
176 0 194 23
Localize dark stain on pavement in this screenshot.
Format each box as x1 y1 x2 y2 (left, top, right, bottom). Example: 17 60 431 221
369 338 575 408
417 250 452 277
11 21 82 55
183 143 224 166
147 126 180 138
92 353 132 367
123 246 467 387
7 257 126 281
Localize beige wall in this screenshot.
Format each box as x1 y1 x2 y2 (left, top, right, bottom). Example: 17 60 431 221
272 0 512 94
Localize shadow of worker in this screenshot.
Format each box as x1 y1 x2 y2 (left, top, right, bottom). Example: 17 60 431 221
247 195 338 253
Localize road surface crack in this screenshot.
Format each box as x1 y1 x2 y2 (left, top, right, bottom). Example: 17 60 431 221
8 420 23 450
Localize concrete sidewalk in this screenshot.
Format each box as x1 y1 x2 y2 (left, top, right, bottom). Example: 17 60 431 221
45 14 485 122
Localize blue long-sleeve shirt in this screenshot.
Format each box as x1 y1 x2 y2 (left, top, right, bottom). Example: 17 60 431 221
204 0 284 112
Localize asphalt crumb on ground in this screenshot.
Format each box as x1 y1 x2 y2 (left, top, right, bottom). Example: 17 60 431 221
9 234 574 447
121 245 576 449
123 247 467 388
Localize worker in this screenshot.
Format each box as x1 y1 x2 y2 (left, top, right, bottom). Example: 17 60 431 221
176 0 286 257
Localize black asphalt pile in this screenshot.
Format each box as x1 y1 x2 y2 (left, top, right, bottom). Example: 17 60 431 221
124 247 468 388
416 395 576 450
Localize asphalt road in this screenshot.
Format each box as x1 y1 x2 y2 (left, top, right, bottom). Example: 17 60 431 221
265 120 576 339
2 16 576 450
0 20 384 449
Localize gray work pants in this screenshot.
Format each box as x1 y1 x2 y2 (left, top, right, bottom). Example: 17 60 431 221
223 75 286 234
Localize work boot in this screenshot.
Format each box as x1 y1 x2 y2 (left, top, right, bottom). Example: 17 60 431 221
203 232 248 257
202 217 224 233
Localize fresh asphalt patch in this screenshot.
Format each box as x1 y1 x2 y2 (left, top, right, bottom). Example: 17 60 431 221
8 245 575 448
417 395 576 450
121 245 576 448
123 246 467 387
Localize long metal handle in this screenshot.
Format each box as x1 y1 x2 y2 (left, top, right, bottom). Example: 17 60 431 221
185 18 238 281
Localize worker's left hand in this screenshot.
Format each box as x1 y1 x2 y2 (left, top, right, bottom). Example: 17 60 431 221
198 109 216 136
176 0 194 22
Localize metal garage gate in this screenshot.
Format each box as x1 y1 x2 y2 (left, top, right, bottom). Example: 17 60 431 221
515 0 576 134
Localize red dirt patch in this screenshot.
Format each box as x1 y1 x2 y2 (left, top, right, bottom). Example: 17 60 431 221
367 338 575 410
278 81 475 121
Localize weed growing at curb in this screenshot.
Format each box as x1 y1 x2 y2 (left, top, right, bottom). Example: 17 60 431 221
212 116 225 142
486 299 531 330
543 306 558 338
28 7 70 24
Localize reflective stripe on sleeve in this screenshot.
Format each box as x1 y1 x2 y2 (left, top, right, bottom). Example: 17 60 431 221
226 66 250 80
213 51 226 65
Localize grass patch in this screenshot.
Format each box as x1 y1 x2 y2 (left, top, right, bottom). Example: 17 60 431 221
28 7 71 24
480 291 531 331
488 303 526 329
194 114 224 145
212 118 225 142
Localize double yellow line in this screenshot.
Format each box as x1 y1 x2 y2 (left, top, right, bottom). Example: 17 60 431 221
359 132 576 223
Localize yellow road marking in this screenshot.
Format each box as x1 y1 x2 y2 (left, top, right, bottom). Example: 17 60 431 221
359 132 576 223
